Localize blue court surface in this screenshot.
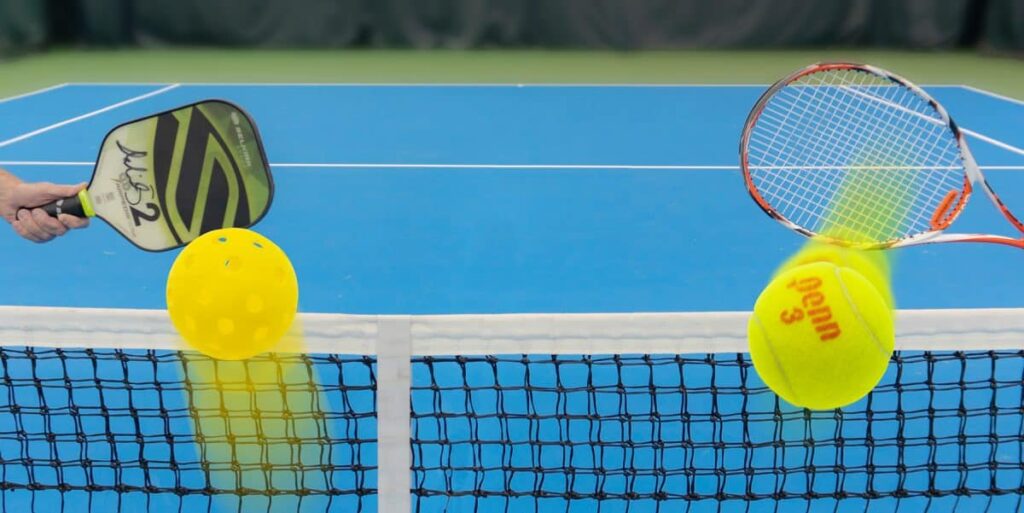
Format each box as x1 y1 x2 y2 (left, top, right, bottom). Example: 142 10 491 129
0 83 1022 513
1 83 1023 313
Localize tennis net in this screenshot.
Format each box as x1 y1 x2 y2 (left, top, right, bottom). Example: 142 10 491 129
0 307 1021 512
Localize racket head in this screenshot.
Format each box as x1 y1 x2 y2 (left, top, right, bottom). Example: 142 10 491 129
740 62 973 249
86 100 274 252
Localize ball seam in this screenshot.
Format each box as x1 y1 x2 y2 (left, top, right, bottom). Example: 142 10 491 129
751 313 802 406
833 266 891 359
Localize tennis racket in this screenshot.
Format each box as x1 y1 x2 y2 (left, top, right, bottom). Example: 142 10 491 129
41 100 273 252
740 62 1023 249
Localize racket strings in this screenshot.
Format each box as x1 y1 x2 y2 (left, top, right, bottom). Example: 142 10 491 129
746 67 966 245
760 72 960 241
762 75 949 236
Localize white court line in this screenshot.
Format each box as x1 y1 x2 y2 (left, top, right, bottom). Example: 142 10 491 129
275 163 1024 171
959 85 1024 108
0 161 94 167
2 82 1021 168
64 81 972 88
0 161 737 170
0 84 181 150
839 84 1024 161
0 83 70 105
962 128 1024 158
67 81 774 88
273 163 738 170
2 161 1024 171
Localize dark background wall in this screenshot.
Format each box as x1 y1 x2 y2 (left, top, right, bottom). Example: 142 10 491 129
1 0 1022 55
0 0 48 54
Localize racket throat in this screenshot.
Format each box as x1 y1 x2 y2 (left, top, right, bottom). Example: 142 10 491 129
929 185 969 232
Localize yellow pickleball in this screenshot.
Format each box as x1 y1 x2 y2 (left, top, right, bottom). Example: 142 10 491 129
166 228 298 360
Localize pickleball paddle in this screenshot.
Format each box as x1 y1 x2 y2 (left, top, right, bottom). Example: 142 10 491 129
42 100 274 251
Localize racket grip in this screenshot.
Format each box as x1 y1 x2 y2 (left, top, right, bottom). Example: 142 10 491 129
41 195 86 218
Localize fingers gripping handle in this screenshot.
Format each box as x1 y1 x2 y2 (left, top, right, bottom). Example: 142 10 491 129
41 190 94 219
41 196 85 218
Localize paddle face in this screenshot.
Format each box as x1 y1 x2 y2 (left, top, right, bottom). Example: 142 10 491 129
85 100 273 251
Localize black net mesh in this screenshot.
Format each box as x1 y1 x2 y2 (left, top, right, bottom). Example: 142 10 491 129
0 347 1022 512
0 348 376 512
411 351 1024 513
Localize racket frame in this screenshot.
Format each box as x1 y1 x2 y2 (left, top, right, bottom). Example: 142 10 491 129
740 62 1024 250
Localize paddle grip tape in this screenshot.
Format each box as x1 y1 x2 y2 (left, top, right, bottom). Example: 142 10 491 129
42 195 86 219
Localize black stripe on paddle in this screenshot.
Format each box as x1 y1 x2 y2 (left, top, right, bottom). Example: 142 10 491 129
177 108 252 236
151 112 183 245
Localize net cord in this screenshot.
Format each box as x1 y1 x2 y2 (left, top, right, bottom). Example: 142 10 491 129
0 306 1021 355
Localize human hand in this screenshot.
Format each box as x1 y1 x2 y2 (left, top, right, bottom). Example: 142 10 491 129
0 175 90 243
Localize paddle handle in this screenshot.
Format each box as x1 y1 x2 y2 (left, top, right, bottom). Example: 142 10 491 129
41 195 87 218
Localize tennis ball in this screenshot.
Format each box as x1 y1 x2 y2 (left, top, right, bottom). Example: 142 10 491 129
777 242 894 308
748 261 894 410
166 228 298 360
